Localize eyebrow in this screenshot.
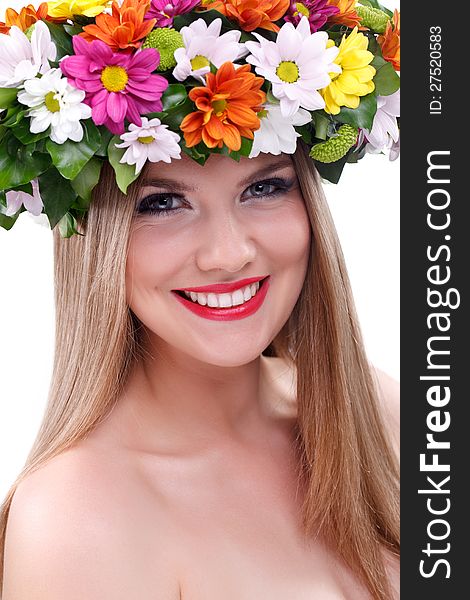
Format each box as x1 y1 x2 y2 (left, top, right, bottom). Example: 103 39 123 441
140 157 294 192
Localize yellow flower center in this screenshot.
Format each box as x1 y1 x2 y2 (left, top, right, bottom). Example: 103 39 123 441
44 91 60 112
190 55 210 71
212 99 227 115
138 135 155 144
276 61 299 83
294 3 310 18
101 65 129 92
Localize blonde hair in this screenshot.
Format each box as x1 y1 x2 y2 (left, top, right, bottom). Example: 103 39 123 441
0 141 399 598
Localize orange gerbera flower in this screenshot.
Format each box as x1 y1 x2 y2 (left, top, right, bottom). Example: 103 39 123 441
0 3 49 34
180 62 266 152
326 0 362 29
202 0 290 32
80 0 156 51
378 9 400 71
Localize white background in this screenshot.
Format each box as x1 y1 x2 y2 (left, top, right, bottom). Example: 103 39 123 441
0 0 400 497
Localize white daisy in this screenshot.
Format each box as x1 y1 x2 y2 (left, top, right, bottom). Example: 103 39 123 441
17 68 92 144
249 103 312 158
364 89 400 155
0 21 56 88
5 179 43 217
116 117 182 174
245 16 340 119
173 18 246 83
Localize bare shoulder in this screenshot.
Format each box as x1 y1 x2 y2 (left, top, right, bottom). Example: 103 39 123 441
2 448 181 600
371 366 400 456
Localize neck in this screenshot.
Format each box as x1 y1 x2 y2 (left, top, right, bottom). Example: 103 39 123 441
114 339 271 454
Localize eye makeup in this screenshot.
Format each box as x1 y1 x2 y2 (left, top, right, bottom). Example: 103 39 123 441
136 175 297 217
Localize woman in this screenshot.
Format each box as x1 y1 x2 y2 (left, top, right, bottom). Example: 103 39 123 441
0 139 399 599
0 1 400 597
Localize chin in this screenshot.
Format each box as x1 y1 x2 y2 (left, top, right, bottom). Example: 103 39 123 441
186 341 267 369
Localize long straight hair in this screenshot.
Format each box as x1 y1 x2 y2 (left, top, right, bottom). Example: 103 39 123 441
0 141 399 598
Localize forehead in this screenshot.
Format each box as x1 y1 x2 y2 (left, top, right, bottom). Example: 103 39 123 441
140 152 295 191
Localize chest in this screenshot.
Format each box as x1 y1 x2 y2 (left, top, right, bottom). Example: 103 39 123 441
130 446 371 600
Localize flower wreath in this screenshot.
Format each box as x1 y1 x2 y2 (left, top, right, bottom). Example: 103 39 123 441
0 0 400 237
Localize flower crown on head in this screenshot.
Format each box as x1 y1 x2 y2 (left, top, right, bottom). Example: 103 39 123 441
0 0 400 237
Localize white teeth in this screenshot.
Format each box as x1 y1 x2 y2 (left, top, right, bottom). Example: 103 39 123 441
231 289 245 306
207 293 219 308
218 293 233 308
181 280 263 308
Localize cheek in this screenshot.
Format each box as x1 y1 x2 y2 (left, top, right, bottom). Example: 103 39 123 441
261 200 312 268
125 226 190 304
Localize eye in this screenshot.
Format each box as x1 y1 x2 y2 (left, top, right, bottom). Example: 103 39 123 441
242 177 294 200
137 193 185 217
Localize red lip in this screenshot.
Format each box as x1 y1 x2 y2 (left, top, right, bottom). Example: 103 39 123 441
174 276 268 294
172 277 270 321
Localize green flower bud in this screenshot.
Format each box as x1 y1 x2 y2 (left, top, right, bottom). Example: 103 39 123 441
356 5 390 34
142 28 184 72
309 125 358 164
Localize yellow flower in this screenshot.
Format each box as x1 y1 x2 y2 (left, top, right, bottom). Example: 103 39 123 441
47 0 110 19
321 27 375 115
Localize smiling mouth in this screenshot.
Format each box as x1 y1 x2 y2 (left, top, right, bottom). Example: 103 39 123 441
173 276 269 309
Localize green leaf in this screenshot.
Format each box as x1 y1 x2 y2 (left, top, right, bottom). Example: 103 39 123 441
164 97 194 131
107 136 139 194
313 112 330 140
239 30 258 44
182 143 209 165
298 124 313 145
367 34 380 55
0 88 19 109
63 23 83 36
161 84 187 111
43 21 73 60
173 9 234 32
38 168 77 229
337 93 377 130
1 104 26 128
46 120 101 179
73 14 95 26
58 211 80 238
0 132 51 189
238 136 253 158
371 55 400 96
95 127 114 157
313 152 350 184
347 143 367 163
70 197 91 213
70 157 102 203
12 118 51 144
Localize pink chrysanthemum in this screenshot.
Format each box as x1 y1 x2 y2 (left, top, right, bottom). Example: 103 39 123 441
60 36 168 134
284 0 339 32
145 0 200 27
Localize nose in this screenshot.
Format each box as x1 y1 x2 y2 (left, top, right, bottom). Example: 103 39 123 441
195 208 257 274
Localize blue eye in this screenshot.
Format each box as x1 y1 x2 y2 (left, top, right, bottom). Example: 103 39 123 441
137 194 184 217
137 177 295 217
244 179 292 199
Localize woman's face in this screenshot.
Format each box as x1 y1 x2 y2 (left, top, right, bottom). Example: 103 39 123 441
126 151 311 367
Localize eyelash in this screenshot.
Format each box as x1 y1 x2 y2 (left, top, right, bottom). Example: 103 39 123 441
136 177 295 218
